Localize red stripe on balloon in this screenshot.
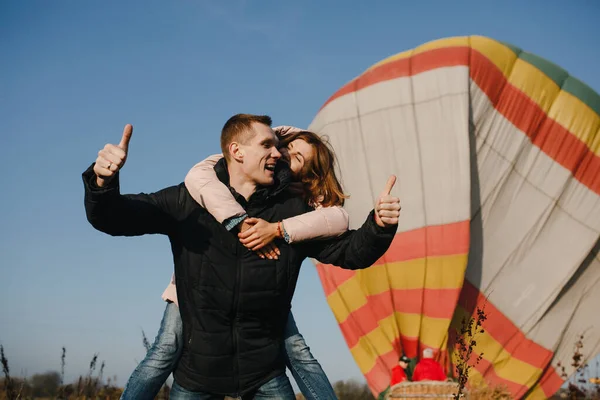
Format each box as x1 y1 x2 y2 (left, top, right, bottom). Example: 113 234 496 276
319 46 600 195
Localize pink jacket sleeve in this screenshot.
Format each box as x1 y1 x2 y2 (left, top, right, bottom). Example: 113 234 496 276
182 126 299 225
184 154 246 224
282 205 349 243
184 140 350 244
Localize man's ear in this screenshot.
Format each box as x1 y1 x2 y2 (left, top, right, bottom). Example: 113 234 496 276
229 142 244 163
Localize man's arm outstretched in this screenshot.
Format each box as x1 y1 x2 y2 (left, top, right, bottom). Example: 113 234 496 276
83 124 182 237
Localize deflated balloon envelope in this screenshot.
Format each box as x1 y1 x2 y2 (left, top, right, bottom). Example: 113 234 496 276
308 35 600 399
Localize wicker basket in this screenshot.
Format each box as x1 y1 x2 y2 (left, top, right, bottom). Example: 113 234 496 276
386 381 466 399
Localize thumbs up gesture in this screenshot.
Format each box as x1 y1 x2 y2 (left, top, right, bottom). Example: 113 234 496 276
93 124 133 187
374 175 401 228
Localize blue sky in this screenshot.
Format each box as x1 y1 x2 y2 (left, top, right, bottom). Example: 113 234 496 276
1 0 599 391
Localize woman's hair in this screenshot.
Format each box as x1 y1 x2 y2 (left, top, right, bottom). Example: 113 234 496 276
279 130 348 207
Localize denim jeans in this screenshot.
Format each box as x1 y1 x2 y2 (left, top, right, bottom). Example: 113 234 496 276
120 302 183 400
121 302 335 400
169 381 221 400
283 313 337 400
169 373 296 399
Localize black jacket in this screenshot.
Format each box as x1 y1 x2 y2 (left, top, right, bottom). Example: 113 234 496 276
82 159 396 397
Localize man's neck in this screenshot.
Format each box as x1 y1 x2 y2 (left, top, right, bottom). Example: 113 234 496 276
228 165 257 201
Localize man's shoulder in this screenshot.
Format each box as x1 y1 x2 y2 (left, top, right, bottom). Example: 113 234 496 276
177 183 208 211
153 182 209 216
153 182 188 202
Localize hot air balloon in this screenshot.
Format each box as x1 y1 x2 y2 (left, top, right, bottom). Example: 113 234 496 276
308 35 600 399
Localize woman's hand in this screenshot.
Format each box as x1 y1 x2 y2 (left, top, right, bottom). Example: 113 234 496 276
238 218 281 259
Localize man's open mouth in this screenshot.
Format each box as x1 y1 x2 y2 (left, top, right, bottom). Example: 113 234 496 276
265 164 276 172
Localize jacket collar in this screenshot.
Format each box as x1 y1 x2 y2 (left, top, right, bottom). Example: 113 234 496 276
214 158 292 208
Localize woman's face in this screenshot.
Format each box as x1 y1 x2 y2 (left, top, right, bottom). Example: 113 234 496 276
282 138 315 176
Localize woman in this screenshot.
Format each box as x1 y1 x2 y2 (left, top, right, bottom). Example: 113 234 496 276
121 126 349 400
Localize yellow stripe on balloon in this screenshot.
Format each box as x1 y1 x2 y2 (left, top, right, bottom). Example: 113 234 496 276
360 255 467 292
548 90 600 154
509 58 562 112
349 318 397 373
325 282 367 323
392 311 423 339
469 36 519 77
324 254 467 323
421 254 468 288
419 316 455 349
344 254 465 297
378 308 401 342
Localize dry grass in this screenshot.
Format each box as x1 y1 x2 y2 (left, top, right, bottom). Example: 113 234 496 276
3 324 598 399
1 344 23 400
1 344 126 400
0 330 175 400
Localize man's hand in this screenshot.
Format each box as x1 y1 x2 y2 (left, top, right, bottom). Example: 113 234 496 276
374 175 401 228
93 124 133 187
238 218 281 259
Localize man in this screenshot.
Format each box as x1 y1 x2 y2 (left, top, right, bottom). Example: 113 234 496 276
412 348 447 382
390 355 410 386
83 114 400 399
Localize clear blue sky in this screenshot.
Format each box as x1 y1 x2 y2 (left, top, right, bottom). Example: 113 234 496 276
1 0 599 391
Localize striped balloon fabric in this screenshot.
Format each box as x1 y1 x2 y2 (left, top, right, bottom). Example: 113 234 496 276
308 36 600 399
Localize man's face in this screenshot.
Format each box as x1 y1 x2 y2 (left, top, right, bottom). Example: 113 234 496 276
399 361 408 369
239 123 281 186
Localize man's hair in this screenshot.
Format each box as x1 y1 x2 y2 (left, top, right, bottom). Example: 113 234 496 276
220 114 273 161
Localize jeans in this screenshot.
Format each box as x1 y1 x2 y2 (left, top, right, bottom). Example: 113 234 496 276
283 313 337 400
120 302 183 400
121 302 335 400
169 373 295 399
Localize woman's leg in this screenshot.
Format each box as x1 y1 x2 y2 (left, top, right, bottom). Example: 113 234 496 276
283 312 337 400
121 301 183 400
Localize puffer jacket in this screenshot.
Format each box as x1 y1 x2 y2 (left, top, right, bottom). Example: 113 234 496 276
83 159 396 397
